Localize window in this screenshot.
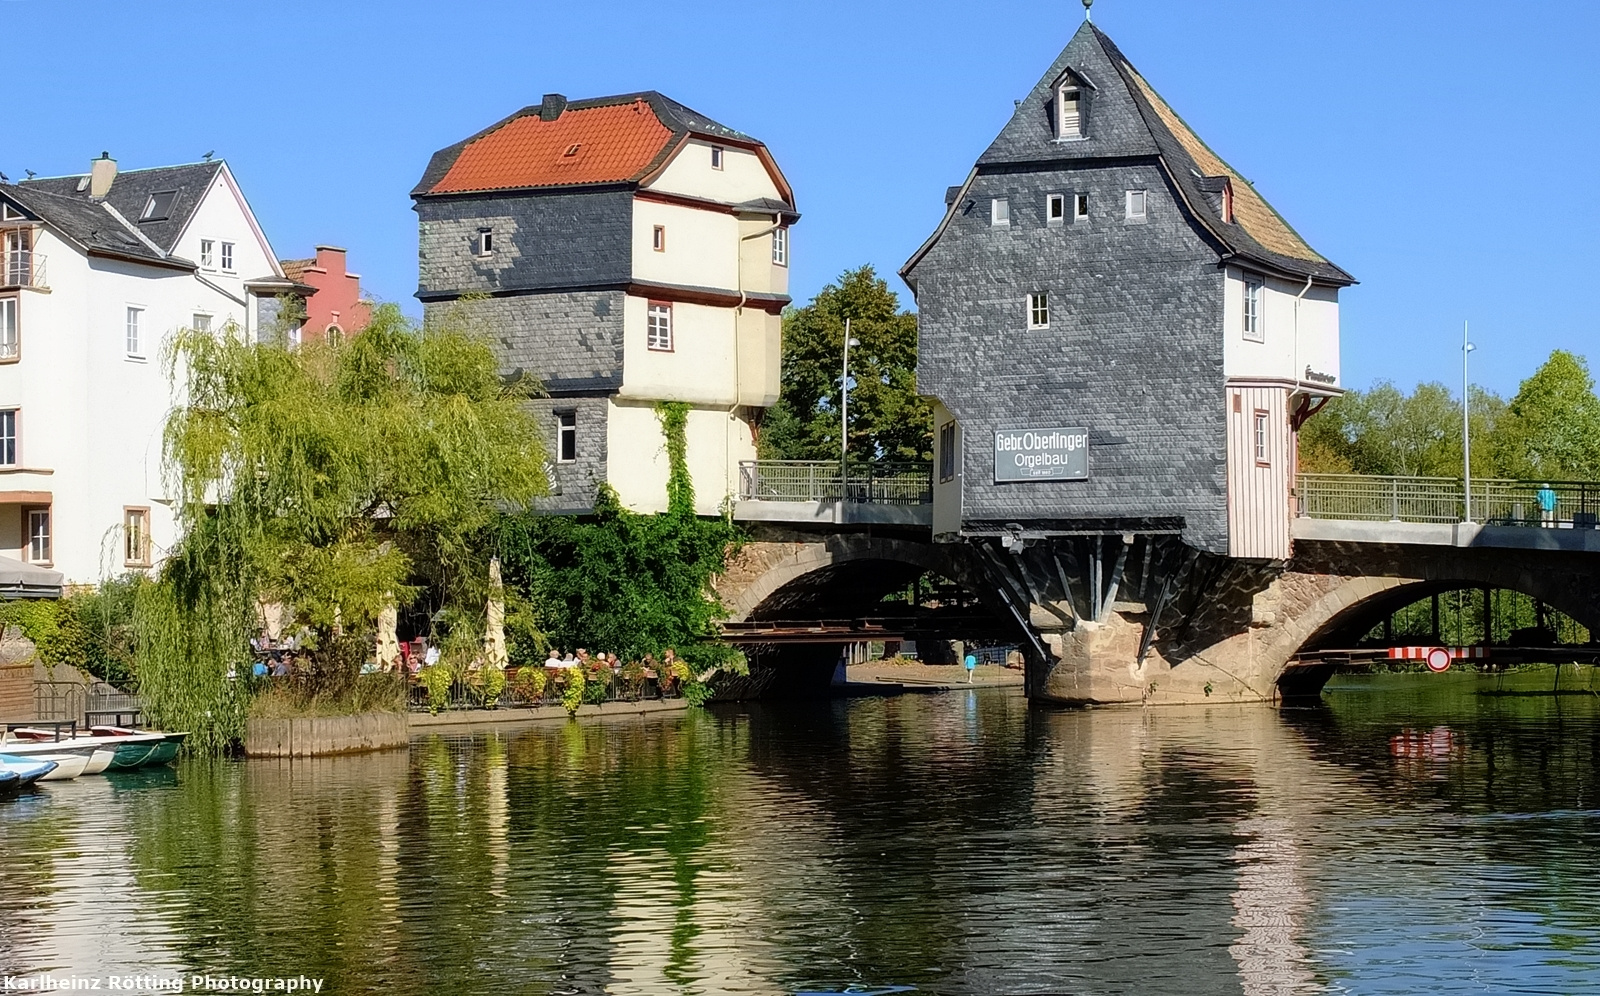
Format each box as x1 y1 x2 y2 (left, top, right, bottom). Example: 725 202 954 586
326 324 343 346
1058 86 1082 138
1047 193 1065 224
139 191 177 222
287 323 302 347
220 242 234 272
1253 411 1270 465
1126 189 1147 219
0 409 15 466
0 203 21 221
475 229 494 256
647 302 673 351
191 313 211 333
1074 193 1089 221
1242 278 1264 342
939 421 957 483
0 298 16 361
124 507 151 566
27 508 49 564
1028 292 1049 329
710 146 724 170
772 226 788 266
990 197 1010 227
125 306 144 357
199 239 214 268
556 411 577 463
653 225 666 252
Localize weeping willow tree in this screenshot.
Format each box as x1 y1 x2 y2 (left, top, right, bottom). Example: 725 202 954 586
137 303 548 751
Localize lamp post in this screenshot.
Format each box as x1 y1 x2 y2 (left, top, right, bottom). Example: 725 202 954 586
1463 320 1476 523
841 319 859 500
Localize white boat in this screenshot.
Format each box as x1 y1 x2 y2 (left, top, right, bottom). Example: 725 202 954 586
0 754 59 785
27 753 90 780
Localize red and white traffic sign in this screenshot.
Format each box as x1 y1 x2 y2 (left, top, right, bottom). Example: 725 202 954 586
1425 647 1452 673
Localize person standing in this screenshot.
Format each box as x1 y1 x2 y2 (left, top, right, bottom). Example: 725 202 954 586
964 652 978 683
1537 483 1558 527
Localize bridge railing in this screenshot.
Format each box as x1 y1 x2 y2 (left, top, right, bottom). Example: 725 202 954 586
738 460 933 505
1297 474 1600 527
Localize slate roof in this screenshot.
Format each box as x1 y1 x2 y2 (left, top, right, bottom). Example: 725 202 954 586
19 161 222 257
414 91 790 204
916 23 1351 285
0 182 180 267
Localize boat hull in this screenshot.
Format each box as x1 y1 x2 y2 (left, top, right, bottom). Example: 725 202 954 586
30 754 90 780
0 755 59 785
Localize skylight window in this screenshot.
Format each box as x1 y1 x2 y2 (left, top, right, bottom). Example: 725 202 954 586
139 190 177 222
564 143 581 157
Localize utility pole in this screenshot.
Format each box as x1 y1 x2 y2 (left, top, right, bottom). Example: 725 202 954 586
1463 320 1475 522
840 319 859 500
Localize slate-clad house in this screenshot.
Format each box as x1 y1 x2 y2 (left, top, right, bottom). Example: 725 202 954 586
0 155 289 583
903 23 1353 560
413 92 797 515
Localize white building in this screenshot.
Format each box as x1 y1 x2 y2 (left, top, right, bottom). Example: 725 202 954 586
0 154 292 583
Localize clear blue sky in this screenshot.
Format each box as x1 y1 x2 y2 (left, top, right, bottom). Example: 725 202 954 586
6 0 1596 398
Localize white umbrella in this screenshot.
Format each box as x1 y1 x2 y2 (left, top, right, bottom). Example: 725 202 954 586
484 558 508 671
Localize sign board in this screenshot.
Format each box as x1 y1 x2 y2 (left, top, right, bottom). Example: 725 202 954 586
993 427 1089 483
1425 648 1452 673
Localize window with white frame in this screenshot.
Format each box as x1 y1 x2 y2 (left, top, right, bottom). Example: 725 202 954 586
772 226 788 266
1028 292 1049 329
1242 278 1264 342
0 409 15 466
1047 193 1065 224
475 229 494 256
556 410 577 462
27 507 50 564
199 239 215 268
192 313 211 333
124 507 151 566
0 297 17 361
647 302 673 351
1126 189 1147 219
1253 411 1270 465
1074 193 1089 220
1058 85 1082 138
711 146 724 170
990 197 1010 227
125 306 144 357
221 242 234 272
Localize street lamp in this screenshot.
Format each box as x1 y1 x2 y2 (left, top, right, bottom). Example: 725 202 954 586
841 320 859 499
1463 320 1476 523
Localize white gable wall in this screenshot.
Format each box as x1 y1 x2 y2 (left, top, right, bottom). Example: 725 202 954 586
646 140 782 204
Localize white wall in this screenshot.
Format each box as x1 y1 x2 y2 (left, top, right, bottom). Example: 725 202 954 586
619 295 739 407
606 399 754 516
172 165 280 304
1221 268 1340 388
631 200 739 289
646 140 782 205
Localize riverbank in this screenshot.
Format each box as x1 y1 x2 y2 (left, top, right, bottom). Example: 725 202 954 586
843 660 1024 692
409 697 688 731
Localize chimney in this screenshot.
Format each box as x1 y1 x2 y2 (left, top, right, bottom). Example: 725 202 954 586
89 152 117 199
538 94 567 121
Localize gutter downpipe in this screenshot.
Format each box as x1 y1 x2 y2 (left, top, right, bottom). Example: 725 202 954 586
732 213 784 502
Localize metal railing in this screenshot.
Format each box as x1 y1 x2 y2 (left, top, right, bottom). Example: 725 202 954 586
1297 474 1600 528
3 251 46 289
411 668 683 713
738 460 933 505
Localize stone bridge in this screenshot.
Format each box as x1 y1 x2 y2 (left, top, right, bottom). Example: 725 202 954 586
714 515 1600 706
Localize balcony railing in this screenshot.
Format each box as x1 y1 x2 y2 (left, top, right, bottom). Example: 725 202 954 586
2 251 46 289
1297 474 1600 528
738 460 933 505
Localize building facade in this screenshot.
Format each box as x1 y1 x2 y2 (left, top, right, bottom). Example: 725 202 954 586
0 155 289 583
279 245 372 344
903 23 1353 560
413 92 796 515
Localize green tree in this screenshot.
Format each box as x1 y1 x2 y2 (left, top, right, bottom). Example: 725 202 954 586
1495 350 1600 479
760 266 931 463
138 303 549 750
1300 381 1507 477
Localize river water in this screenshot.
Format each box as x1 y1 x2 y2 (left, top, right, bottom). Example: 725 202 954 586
5 671 1600 995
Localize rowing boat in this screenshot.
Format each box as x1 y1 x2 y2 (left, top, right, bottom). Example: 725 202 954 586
0 755 59 786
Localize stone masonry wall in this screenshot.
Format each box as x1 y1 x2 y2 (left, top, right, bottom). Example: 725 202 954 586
913 162 1229 553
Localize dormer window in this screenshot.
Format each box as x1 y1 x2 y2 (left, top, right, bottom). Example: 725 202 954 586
139 190 177 222
1053 70 1089 140
564 143 581 157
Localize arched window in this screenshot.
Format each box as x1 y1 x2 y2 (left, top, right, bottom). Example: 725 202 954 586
326 324 343 346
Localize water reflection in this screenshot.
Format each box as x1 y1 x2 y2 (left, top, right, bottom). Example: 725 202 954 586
2 680 1600 993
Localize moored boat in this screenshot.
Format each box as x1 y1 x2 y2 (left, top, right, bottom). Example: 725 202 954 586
0 768 19 796
25 753 91 780
0 755 59 786
3 728 182 771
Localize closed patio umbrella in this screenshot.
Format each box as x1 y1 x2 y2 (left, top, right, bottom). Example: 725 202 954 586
484 558 508 671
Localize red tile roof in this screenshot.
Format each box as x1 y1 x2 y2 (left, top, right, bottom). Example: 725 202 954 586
429 100 675 195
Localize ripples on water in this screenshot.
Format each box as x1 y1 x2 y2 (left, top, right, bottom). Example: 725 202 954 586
4 671 1600 994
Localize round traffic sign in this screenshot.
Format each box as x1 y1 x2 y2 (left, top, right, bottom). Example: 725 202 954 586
1426 647 1452 673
